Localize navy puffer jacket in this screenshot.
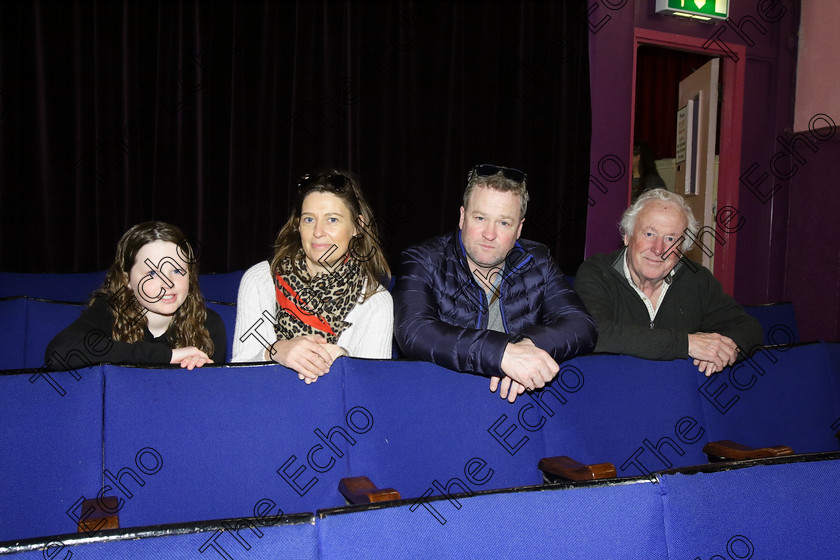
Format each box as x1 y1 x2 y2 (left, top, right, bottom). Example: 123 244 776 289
394 231 598 377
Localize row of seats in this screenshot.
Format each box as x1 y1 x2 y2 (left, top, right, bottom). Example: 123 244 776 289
0 295 801 371
2 454 838 558
2 342 838 542
0 270 245 303
0 297 236 370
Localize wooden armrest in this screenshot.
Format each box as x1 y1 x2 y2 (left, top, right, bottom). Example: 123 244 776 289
538 456 617 482
77 497 119 535
703 440 795 462
339 476 401 504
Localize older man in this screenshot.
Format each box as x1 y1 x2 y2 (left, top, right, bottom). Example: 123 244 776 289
393 164 597 403
575 189 763 375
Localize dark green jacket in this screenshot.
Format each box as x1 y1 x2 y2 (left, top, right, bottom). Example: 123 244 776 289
575 249 763 360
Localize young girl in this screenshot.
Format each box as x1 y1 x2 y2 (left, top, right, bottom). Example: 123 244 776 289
232 169 393 382
45 221 226 369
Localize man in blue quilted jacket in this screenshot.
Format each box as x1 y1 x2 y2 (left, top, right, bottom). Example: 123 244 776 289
393 164 597 403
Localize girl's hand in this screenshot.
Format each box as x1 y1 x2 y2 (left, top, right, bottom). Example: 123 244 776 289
171 346 213 370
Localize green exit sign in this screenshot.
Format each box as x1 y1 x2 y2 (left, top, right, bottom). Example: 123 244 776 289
655 0 729 21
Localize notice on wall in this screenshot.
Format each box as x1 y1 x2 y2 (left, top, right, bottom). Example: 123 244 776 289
675 105 688 164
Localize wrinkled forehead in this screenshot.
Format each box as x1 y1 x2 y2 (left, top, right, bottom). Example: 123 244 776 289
635 201 687 234
465 185 522 219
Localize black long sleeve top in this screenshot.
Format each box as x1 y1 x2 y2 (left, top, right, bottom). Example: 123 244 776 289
44 296 227 368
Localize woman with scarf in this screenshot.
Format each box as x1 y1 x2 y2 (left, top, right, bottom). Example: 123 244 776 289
231 170 393 382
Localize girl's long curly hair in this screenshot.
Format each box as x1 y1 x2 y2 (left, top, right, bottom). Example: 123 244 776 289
91 221 214 356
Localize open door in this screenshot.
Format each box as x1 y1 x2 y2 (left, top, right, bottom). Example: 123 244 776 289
675 57 720 270
632 29 746 294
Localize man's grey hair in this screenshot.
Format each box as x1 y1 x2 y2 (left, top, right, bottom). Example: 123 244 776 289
619 189 700 252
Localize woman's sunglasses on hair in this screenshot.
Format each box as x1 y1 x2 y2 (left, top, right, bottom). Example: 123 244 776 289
297 173 349 193
469 164 527 184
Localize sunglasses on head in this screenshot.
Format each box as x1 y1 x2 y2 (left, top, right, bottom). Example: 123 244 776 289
297 173 349 193
469 164 527 184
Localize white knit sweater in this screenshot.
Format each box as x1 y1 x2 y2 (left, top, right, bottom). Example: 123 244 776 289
231 261 394 362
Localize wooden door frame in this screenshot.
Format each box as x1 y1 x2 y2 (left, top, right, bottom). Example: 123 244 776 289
631 28 746 295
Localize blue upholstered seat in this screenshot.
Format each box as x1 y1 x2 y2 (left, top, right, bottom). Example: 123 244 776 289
342 358 547 502
198 270 245 303
102 363 349 528
25 299 86 370
0 270 242 304
542 354 711 478
317 477 668 560
1 344 839 544
0 297 27 370
697 342 840 455
0 515 317 559
0 271 106 302
659 457 840 558
205 301 237 361
0 367 105 542
743 301 801 344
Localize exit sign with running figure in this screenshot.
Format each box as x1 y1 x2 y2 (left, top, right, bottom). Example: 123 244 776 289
655 0 729 21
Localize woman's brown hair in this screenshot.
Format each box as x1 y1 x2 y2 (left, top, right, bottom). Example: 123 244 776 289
270 169 390 299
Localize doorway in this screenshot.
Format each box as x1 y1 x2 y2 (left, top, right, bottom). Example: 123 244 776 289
630 29 746 294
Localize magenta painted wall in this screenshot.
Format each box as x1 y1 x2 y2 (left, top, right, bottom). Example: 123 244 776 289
794 1 840 132
585 0 840 341
784 135 840 341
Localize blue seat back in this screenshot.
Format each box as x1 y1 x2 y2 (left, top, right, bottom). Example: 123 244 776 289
698 342 840 454
0 516 317 559
0 297 27 370
541 354 710 477
0 367 105 541
743 302 801 344
199 271 245 303
205 301 237 362
0 271 105 302
25 299 86 369
659 457 840 559
102 363 349 528
342 359 547 503
0 270 243 304
318 477 667 559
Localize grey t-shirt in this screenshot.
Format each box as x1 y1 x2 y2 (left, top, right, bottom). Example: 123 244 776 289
482 268 506 333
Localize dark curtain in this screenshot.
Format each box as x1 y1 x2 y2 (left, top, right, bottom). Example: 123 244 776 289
0 1 591 276
633 44 717 161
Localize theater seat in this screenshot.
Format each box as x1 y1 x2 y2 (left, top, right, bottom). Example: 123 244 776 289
341 359 548 504
539 354 710 480
743 302 801 345
697 342 838 457
205 301 236 361
0 270 106 302
0 367 105 542
660 455 840 559
0 297 27 370
102 362 350 528
318 475 668 559
198 271 245 303
0 513 317 559
25 299 86 369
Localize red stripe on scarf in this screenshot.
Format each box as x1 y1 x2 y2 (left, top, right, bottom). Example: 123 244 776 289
274 273 337 336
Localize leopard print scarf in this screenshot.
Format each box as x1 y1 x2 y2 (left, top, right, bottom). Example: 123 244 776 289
272 250 365 344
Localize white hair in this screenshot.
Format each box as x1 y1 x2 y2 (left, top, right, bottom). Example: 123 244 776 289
619 189 700 252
